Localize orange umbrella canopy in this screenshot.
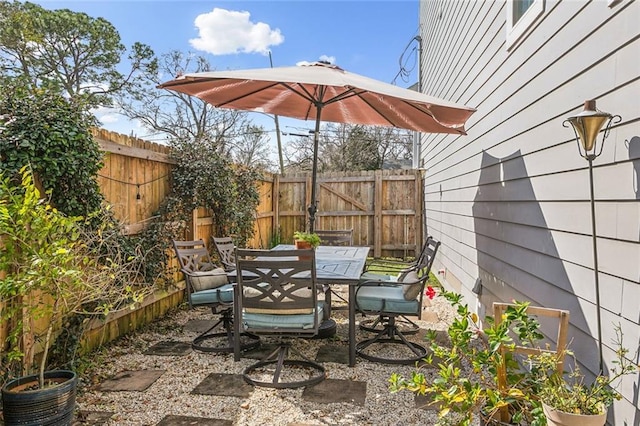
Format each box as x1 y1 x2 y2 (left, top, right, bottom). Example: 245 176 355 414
159 61 476 230
158 61 475 135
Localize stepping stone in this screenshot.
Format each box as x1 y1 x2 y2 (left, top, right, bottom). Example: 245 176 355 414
315 344 348 364
156 415 232 426
192 373 253 398
74 410 114 425
184 319 217 333
98 370 164 392
302 378 366 406
144 341 192 356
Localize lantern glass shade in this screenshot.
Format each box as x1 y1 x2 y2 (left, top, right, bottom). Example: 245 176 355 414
566 100 612 155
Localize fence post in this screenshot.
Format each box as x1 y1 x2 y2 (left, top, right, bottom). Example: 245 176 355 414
273 174 280 244
414 170 423 258
374 170 383 258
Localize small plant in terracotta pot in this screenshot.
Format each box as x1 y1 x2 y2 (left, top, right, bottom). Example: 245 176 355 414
530 325 639 426
293 231 320 261
293 231 321 249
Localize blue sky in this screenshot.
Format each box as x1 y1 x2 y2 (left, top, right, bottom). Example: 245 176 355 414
34 1 421 142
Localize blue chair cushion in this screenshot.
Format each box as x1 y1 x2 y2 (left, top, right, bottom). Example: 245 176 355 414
361 270 422 301
189 283 234 305
242 303 325 330
356 285 420 315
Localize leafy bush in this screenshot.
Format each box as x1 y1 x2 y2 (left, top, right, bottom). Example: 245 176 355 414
0 79 104 218
0 167 148 386
531 325 638 416
390 291 546 426
169 137 261 246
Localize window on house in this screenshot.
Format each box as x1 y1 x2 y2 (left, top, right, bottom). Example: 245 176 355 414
513 0 534 23
506 0 544 50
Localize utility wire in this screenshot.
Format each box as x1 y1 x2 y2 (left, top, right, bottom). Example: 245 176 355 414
391 32 421 86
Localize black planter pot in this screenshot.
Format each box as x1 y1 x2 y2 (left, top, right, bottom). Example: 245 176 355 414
1 370 77 426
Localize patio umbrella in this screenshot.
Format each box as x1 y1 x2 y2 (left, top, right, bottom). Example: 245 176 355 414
158 61 476 231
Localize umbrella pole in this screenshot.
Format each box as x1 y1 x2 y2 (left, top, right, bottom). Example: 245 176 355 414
308 106 323 232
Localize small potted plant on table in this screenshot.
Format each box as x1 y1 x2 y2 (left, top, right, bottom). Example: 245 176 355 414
293 231 321 251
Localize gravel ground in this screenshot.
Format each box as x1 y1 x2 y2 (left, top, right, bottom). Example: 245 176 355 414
75 291 458 426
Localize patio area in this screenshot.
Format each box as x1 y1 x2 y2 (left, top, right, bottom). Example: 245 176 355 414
71 294 456 426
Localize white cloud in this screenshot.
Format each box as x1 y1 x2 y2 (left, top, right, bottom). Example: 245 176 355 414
296 56 337 67
91 106 120 124
99 113 120 124
189 8 284 55
319 55 336 64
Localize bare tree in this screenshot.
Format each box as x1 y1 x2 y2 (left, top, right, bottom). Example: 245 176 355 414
230 124 276 171
284 123 412 172
116 50 249 151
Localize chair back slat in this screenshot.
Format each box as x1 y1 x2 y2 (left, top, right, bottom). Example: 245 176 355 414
213 236 236 271
315 229 353 246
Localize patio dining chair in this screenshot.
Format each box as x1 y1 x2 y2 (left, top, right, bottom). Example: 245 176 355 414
173 239 259 353
315 228 353 246
233 248 326 389
359 236 435 335
354 236 441 364
212 236 236 272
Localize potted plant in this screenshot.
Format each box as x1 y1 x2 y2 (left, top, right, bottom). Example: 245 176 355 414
530 325 638 426
0 168 144 425
390 291 546 426
293 231 321 250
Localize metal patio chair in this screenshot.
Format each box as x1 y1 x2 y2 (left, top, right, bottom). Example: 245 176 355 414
315 228 353 246
173 239 259 353
354 236 441 364
233 248 326 389
359 236 436 335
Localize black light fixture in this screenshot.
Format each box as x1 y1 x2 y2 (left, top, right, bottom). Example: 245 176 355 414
563 100 621 373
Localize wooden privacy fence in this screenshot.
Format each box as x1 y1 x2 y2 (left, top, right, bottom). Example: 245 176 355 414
195 170 424 259
94 129 424 259
93 128 174 236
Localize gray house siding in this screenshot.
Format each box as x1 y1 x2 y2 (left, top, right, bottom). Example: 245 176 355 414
419 0 639 423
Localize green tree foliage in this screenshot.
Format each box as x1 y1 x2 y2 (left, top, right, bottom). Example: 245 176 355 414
0 1 156 107
0 79 104 217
